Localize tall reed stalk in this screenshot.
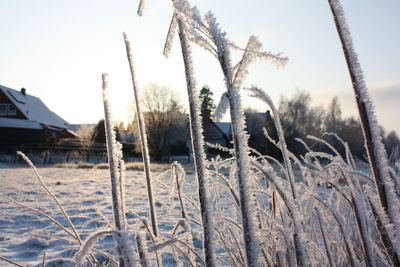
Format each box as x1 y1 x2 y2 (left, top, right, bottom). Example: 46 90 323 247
102 73 123 231
123 33 159 238
102 73 134 267
222 59 262 267
328 1 400 265
175 16 216 266
208 26 287 267
170 2 288 264
174 3 261 263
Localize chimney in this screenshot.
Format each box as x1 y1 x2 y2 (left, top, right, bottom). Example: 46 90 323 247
21 88 26 96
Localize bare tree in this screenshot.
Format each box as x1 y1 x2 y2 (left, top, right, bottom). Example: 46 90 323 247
324 97 343 133
74 125 95 162
278 91 325 155
76 125 95 143
131 83 189 161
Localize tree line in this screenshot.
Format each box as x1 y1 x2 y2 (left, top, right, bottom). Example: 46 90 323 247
86 85 399 162
247 90 399 161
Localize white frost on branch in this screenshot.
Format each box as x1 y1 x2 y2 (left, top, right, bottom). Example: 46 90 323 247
330 0 400 240
365 184 400 257
173 0 288 71
75 229 114 266
102 74 124 231
137 0 145 16
177 14 217 265
247 86 297 199
198 7 263 265
113 231 137 266
119 159 127 229
102 74 137 266
214 92 229 121
124 32 159 237
163 13 178 58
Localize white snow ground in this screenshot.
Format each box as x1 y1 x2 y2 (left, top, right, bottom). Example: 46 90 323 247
0 165 200 266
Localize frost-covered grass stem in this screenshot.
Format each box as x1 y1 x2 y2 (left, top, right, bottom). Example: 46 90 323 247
176 17 216 266
75 229 114 266
171 162 188 220
136 232 149 267
102 74 123 231
247 87 297 199
210 27 263 267
16 151 83 245
328 0 394 214
0 256 24 267
328 1 400 264
102 74 134 267
124 33 159 237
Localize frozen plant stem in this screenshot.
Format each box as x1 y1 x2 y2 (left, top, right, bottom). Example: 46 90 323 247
102 74 132 267
328 1 400 264
247 87 297 200
172 162 187 220
208 29 265 266
328 0 392 211
16 151 82 244
137 0 145 16
102 73 123 231
14 152 101 266
0 256 24 267
177 18 216 266
226 87 260 267
123 33 159 237
136 232 149 267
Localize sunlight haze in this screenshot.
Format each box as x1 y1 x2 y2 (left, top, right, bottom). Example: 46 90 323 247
1 0 399 133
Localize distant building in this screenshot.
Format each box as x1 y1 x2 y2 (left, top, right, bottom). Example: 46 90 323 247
202 117 231 155
214 121 231 141
0 84 77 145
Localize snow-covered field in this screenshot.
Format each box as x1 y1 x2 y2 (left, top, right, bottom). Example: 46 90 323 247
1 159 399 267
0 165 199 266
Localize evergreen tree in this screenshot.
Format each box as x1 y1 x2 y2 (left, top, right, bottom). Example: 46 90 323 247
199 85 216 120
92 119 121 143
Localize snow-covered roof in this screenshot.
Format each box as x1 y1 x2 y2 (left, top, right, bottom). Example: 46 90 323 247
0 84 71 130
215 122 231 137
0 118 42 129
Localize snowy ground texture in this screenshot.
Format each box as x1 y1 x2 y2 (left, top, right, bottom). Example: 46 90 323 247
0 165 202 266
0 156 399 266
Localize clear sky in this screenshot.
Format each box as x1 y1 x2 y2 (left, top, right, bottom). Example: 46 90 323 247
1 0 399 134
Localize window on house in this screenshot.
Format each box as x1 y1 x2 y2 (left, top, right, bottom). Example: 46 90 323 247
8 104 17 115
0 104 6 115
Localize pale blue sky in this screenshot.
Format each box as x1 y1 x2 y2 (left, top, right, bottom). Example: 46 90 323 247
1 1 399 133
